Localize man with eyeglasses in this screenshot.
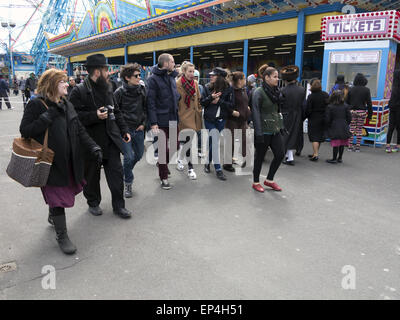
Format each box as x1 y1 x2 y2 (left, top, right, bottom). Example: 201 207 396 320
114 63 147 198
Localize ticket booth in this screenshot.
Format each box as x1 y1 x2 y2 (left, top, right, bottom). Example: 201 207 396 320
321 10 400 146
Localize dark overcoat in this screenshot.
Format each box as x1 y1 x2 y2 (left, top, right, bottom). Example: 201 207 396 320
19 96 100 187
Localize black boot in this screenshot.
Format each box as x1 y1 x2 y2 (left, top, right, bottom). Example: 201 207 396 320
51 208 77 255
48 208 54 226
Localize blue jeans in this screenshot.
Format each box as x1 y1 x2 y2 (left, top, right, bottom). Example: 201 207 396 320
121 129 145 184
204 119 226 171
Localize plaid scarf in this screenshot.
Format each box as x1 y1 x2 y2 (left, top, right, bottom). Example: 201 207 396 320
181 76 196 109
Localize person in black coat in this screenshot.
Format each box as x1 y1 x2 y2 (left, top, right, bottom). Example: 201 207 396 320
0 75 12 109
346 73 373 151
280 65 306 165
305 79 329 161
69 53 132 219
146 53 179 190
201 67 235 181
19 69 102 255
325 90 352 164
386 69 400 153
114 63 147 197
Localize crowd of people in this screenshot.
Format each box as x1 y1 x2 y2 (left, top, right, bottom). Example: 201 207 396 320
17 52 400 255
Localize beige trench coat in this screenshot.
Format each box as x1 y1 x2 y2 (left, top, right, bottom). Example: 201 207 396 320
176 77 202 132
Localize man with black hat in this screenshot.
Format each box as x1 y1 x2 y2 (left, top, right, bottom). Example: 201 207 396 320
280 65 306 165
69 53 133 219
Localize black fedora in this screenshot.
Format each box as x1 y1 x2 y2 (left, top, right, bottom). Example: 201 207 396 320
84 53 109 68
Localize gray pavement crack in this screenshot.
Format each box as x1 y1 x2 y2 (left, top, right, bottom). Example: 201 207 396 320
0 256 90 295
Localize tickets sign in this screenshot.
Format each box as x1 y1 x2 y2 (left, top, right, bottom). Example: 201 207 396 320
321 10 400 43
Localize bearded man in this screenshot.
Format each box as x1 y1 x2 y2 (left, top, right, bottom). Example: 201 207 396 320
69 54 133 219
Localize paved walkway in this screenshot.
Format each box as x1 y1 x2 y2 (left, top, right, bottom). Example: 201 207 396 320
0 95 399 300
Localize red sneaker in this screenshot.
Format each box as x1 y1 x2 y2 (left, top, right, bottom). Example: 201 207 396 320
252 183 265 193
263 180 282 191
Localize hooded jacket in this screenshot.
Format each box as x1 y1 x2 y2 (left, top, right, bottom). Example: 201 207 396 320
146 66 179 128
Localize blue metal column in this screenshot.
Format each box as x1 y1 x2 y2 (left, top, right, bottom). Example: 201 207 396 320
295 11 305 81
124 45 128 64
67 57 73 76
243 39 248 77
190 46 194 63
153 51 156 66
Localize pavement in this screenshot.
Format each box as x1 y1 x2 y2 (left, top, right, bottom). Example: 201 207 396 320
0 95 399 300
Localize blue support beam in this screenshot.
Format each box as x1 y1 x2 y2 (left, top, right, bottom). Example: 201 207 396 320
295 11 305 81
153 51 156 66
190 46 194 63
124 45 128 65
243 39 248 78
67 57 73 76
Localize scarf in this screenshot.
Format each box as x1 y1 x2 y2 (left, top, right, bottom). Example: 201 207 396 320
262 81 280 105
181 76 196 109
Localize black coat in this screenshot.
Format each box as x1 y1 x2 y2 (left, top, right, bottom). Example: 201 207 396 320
114 83 147 130
201 84 235 122
346 85 373 119
281 83 306 150
19 97 100 187
388 70 400 111
305 90 329 142
69 78 129 158
146 66 179 127
325 103 352 140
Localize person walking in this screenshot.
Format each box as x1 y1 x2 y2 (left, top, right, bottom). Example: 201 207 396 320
69 53 133 219
224 71 251 171
114 63 147 197
280 65 306 165
13 77 19 95
329 75 346 95
385 69 400 153
19 76 27 108
67 77 76 98
251 65 285 193
176 61 202 180
325 90 352 164
19 69 102 254
147 53 179 190
201 67 235 181
25 72 37 101
346 73 373 152
0 75 12 110
194 69 205 158
305 79 329 161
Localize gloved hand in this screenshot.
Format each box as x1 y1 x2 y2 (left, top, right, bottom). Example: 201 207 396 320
254 135 264 145
40 107 60 124
93 149 103 167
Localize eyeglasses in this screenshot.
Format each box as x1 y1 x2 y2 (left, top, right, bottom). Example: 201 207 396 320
133 74 141 78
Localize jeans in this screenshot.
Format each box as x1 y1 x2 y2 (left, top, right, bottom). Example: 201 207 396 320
121 129 145 184
204 119 226 171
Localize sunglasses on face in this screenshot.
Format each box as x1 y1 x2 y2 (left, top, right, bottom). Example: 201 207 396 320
133 74 141 78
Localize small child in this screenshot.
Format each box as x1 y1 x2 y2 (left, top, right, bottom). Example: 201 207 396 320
325 90 352 164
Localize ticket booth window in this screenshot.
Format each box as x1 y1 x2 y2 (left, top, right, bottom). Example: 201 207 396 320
327 50 381 97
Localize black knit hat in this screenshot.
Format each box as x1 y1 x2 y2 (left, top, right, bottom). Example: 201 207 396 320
84 54 109 68
281 65 299 81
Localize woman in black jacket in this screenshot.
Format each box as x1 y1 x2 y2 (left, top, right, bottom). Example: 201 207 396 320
305 79 329 161
386 69 400 153
325 90 352 164
201 67 235 181
346 73 373 152
20 69 102 255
